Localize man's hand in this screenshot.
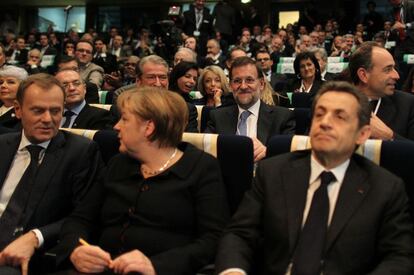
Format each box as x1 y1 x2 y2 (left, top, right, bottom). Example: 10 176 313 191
252 137 267 162
0 231 38 274
392 21 406 30
370 113 394 140
70 245 112 273
110 249 156 275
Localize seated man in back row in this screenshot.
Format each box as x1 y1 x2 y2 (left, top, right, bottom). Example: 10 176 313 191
109 55 199 132
206 56 295 162
55 69 111 130
0 73 104 274
216 81 414 275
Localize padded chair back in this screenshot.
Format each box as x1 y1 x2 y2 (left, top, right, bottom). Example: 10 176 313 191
292 108 311 135
291 93 313 108
90 104 112 111
266 135 414 216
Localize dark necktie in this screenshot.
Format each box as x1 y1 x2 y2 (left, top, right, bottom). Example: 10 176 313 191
237 110 251 136
61 110 75 128
292 171 336 275
369 100 379 113
0 145 43 249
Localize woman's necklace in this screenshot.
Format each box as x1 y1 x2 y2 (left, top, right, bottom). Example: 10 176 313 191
140 148 178 176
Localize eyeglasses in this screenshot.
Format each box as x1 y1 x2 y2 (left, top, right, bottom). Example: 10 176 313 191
143 74 168 81
256 58 270 62
76 49 92 54
62 80 82 90
230 77 257 86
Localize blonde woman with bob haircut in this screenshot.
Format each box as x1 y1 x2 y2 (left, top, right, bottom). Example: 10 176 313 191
55 86 229 275
198 65 233 107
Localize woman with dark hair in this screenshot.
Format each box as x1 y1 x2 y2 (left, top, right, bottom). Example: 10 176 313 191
281 51 324 107
63 40 76 57
169 61 200 104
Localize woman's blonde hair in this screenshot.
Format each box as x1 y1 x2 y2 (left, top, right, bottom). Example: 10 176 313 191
197 65 231 97
261 79 276 106
117 86 188 148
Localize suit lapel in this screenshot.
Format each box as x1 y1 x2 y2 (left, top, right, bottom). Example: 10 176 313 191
284 152 311 255
257 102 272 144
376 96 396 128
0 133 21 190
22 132 66 225
222 105 238 134
325 158 370 252
73 104 89 129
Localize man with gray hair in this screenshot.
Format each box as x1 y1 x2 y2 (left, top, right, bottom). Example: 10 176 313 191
111 55 198 132
312 47 336 81
173 47 197 67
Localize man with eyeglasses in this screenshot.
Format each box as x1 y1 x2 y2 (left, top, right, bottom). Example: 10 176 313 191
206 56 295 161
75 40 104 90
255 49 283 92
55 69 110 130
92 37 118 74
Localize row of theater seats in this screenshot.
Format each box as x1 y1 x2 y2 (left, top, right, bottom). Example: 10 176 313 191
63 128 414 218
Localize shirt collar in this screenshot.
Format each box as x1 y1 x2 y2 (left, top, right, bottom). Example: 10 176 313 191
309 154 350 185
18 130 51 151
65 100 86 115
237 99 261 118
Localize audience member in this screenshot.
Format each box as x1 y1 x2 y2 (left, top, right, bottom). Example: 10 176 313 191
75 40 105 90
0 73 104 274
349 41 414 140
169 61 199 104
55 69 111 130
206 56 295 162
0 66 28 130
198 65 233 107
52 86 229 274
215 81 414 275
93 37 118 74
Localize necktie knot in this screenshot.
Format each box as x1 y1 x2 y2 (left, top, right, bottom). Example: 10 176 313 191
237 110 251 136
62 110 75 128
320 171 335 186
240 110 251 121
26 145 43 165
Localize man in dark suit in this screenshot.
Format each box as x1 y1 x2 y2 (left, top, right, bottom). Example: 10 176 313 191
388 0 414 60
183 0 214 57
255 49 286 92
216 81 414 275
0 73 103 274
93 37 118 74
349 41 414 140
206 56 295 162
6 37 28 66
55 69 110 130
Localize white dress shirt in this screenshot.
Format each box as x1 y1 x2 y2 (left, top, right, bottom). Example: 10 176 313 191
0 105 13 116
0 132 50 246
237 99 261 139
220 155 350 275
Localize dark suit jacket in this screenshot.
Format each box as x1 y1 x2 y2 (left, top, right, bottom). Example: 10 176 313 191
71 104 111 130
0 131 104 250
6 48 28 65
205 101 295 144
53 143 229 274
281 78 324 108
216 151 414 275
183 5 213 56
93 53 118 74
0 108 21 130
377 90 414 140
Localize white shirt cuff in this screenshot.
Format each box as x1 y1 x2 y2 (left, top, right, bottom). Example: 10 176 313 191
31 229 44 248
219 268 247 275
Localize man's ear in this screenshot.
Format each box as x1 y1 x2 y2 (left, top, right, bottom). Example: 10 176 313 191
357 67 369 84
356 124 371 145
14 100 22 119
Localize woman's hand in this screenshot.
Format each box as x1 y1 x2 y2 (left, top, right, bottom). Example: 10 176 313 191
110 249 156 275
70 245 112 273
213 88 223 107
